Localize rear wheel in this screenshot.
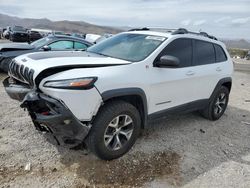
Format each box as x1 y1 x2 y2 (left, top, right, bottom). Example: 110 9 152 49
201 86 229 120
86 100 141 160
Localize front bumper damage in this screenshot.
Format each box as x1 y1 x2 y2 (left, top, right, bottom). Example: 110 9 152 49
3 77 90 147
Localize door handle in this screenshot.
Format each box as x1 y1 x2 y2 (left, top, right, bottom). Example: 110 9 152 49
216 67 222 72
186 71 195 76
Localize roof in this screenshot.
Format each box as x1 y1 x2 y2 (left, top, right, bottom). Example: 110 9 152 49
126 27 218 42
126 30 172 38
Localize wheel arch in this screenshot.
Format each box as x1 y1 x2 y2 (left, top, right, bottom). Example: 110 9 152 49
210 77 232 100
101 88 148 128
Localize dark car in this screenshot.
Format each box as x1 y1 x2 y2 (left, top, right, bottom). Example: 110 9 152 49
0 35 93 72
9 26 29 42
28 30 43 42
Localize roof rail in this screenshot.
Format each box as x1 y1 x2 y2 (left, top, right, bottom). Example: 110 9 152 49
146 27 177 33
128 27 217 41
129 27 176 33
172 28 218 40
172 28 188 34
128 27 150 31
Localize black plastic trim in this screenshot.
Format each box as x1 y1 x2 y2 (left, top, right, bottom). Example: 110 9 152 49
210 77 232 99
101 88 148 127
20 91 90 147
2 77 32 101
148 99 209 121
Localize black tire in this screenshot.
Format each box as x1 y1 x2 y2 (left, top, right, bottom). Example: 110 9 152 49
86 100 141 160
200 86 229 121
2 61 10 73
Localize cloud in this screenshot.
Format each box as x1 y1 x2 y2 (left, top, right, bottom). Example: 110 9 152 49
0 0 249 39
232 17 250 25
214 16 231 23
181 19 191 26
193 20 207 26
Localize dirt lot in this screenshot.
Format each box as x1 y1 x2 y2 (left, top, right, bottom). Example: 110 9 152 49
0 71 250 188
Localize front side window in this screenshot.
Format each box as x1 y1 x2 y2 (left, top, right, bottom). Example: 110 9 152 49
87 33 166 62
12 26 26 32
155 38 192 67
49 40 74 50
194 40 216 65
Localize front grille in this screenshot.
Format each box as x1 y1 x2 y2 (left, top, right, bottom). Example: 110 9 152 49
9 60 34 86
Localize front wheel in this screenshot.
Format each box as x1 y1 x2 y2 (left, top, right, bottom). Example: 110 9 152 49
86 100 141 160
200 86 229 121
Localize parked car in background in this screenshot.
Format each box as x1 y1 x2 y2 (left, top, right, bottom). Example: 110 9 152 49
52 31 66 35
85 34 101 43
246 51 250 60
30 28 52 37
2 27 11 39
71 33 86 39
0 35 93 72
28 30 43 42
95 33 113 44
9 26 29 42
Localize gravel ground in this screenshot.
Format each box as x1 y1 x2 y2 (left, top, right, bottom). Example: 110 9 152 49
233 59 250 72
0 71 250 188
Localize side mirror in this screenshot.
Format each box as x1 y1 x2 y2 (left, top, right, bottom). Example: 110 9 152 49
42 45 51 51
155 55 180 68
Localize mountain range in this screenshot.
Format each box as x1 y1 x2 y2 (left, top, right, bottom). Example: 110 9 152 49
0 13 249 50
0 13 121 34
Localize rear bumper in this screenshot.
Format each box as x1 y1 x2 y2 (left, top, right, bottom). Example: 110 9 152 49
3 77 90 147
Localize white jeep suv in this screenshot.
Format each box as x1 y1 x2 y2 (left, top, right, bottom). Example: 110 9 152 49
3 28 233 160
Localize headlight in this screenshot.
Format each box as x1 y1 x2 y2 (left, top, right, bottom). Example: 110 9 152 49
43 77 97 90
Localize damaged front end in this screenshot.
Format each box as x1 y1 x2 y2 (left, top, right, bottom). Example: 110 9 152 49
3 77 90 148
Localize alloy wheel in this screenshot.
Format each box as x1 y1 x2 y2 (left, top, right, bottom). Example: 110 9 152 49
214 93 227 115
104 114 134 151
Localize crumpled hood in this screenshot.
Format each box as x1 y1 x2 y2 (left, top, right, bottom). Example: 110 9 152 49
13 51 131 80
0 43 34 52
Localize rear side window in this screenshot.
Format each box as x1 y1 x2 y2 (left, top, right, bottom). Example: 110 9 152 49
156 38 192 67
194 40 215 65
74 42 88 50
49 40 74 50
214 44 227 62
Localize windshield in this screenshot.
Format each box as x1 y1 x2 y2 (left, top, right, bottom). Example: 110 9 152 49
87 33 166 62
13 26 26 32
31 37 51 48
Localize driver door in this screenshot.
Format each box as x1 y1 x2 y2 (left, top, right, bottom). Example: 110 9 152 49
147 38 198 115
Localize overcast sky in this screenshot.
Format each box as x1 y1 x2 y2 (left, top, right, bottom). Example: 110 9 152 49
0 0 250 39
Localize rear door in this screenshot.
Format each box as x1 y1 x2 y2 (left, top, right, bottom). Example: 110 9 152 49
191 40 223 100
48 40 74 51
74 41 88 50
